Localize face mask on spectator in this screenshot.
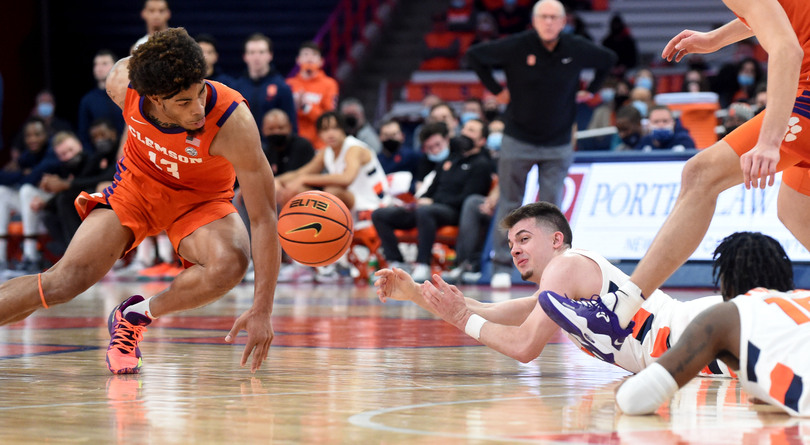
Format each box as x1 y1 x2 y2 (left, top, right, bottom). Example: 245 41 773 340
64 152 84 169
562 24 574 34
267 134 289 148
504 0 517 7
450 0 466 8
632 100 648 117
651 126 675 144
382 139 402 153
426 146 450 163
300 62 319 74
621 133 640 148
599 88 615 103
487 132 503 151
94 139 116 155
635 77 653 91
37 103 54 118
484 109 499 122
737 73 755 87
459 111 480 125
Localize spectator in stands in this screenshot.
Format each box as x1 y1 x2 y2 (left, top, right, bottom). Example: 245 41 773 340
460 98 485 125
421 15 474 71
40 122 118 252
629 85 653 118
613 105 643 151
565 12 592 41
195 33 234 85
261 109 315 179
132 0 170 51
482 93 503 122
587 75 620 129
637 105 695 152
287 41 338 150
443 118 497 284
77 50 125 151
231 33 298 133
471 11 500 46
31 91 73 138
428 102 460 138
372 132 492 283
466 0 616 288
275 112 390 282
487 117 505 156
0 118 61 273
713 57 764 108
682 68 711 93
601 13 638 76
491 0 532 35
378 120 421 179
721 102 755 138
340 98 381 153
633 68 656 95
414 122 451 195
447 0 477 32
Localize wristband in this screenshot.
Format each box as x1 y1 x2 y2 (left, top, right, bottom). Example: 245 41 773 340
464 314 487 340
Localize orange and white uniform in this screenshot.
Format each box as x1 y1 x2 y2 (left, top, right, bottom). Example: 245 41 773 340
733 288 810 416
564 249 733 376
286 69 338 150
724 0 810 195
75 80 243 255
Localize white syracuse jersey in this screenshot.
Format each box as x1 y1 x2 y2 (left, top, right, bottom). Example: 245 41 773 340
733 288 810 417
323 135 390 229
566 249 732 376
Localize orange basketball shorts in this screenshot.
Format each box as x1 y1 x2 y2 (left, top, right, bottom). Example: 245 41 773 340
723 89 810 195
75 162 236 256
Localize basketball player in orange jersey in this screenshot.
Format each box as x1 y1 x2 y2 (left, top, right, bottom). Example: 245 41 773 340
286 41 339 150
0 28 281 374
540 0 810 359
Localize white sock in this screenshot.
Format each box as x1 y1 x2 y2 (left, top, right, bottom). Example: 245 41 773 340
156 233 174 264
123 297 157 320
0 238 7 263
603 280 645 328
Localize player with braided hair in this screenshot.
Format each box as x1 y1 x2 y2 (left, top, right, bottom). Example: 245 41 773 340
616 232 809 416
0 27 281 374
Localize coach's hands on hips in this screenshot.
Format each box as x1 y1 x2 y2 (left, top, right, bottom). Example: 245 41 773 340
374 267 419 303
421 275 471 331
740 143 780 189
225 309 275 372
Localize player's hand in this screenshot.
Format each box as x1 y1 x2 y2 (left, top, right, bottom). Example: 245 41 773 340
740 142 780 189
420 275 469 330
225 309 275 372
496 88 510 104
374 267 417 303
576 90 594 103
662 30 715 62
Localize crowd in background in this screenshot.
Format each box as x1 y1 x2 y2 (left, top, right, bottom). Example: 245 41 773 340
0 0 768 285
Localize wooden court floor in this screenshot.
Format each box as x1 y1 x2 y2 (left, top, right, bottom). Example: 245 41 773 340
0 278 808 444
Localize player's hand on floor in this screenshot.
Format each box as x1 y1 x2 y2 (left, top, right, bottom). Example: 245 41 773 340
225 309 275 372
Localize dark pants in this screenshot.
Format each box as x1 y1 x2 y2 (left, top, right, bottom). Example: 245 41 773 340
371 203 459 264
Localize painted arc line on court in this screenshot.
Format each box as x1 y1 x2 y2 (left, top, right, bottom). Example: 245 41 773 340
348 394 605 444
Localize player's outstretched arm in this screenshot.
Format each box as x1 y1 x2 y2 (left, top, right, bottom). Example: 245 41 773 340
217 102 282 372
422 275 559 363
616 302 741 414
662 19 753 63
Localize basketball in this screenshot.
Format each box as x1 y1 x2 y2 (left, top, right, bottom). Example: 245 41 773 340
278 190 353 267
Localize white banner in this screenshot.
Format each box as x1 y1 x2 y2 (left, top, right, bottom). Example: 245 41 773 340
526 161 810 261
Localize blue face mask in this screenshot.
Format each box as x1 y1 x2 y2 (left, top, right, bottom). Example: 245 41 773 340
738 73 755 87
37 103 54 118
426 146 450 163
562 24 574 34
632 100 648 117
504 0 517 6
635 77 653 91
420 107 430 119
651 127 674 144
599 88 615 103
460 111 480 125
487 132 503 151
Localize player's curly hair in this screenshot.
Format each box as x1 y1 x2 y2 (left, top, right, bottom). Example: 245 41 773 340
500 202 573 247
129 27 205 99
712 231 793 300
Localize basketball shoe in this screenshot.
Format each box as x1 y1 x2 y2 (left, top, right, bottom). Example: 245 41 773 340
106 295 151 374
537 290 634 363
